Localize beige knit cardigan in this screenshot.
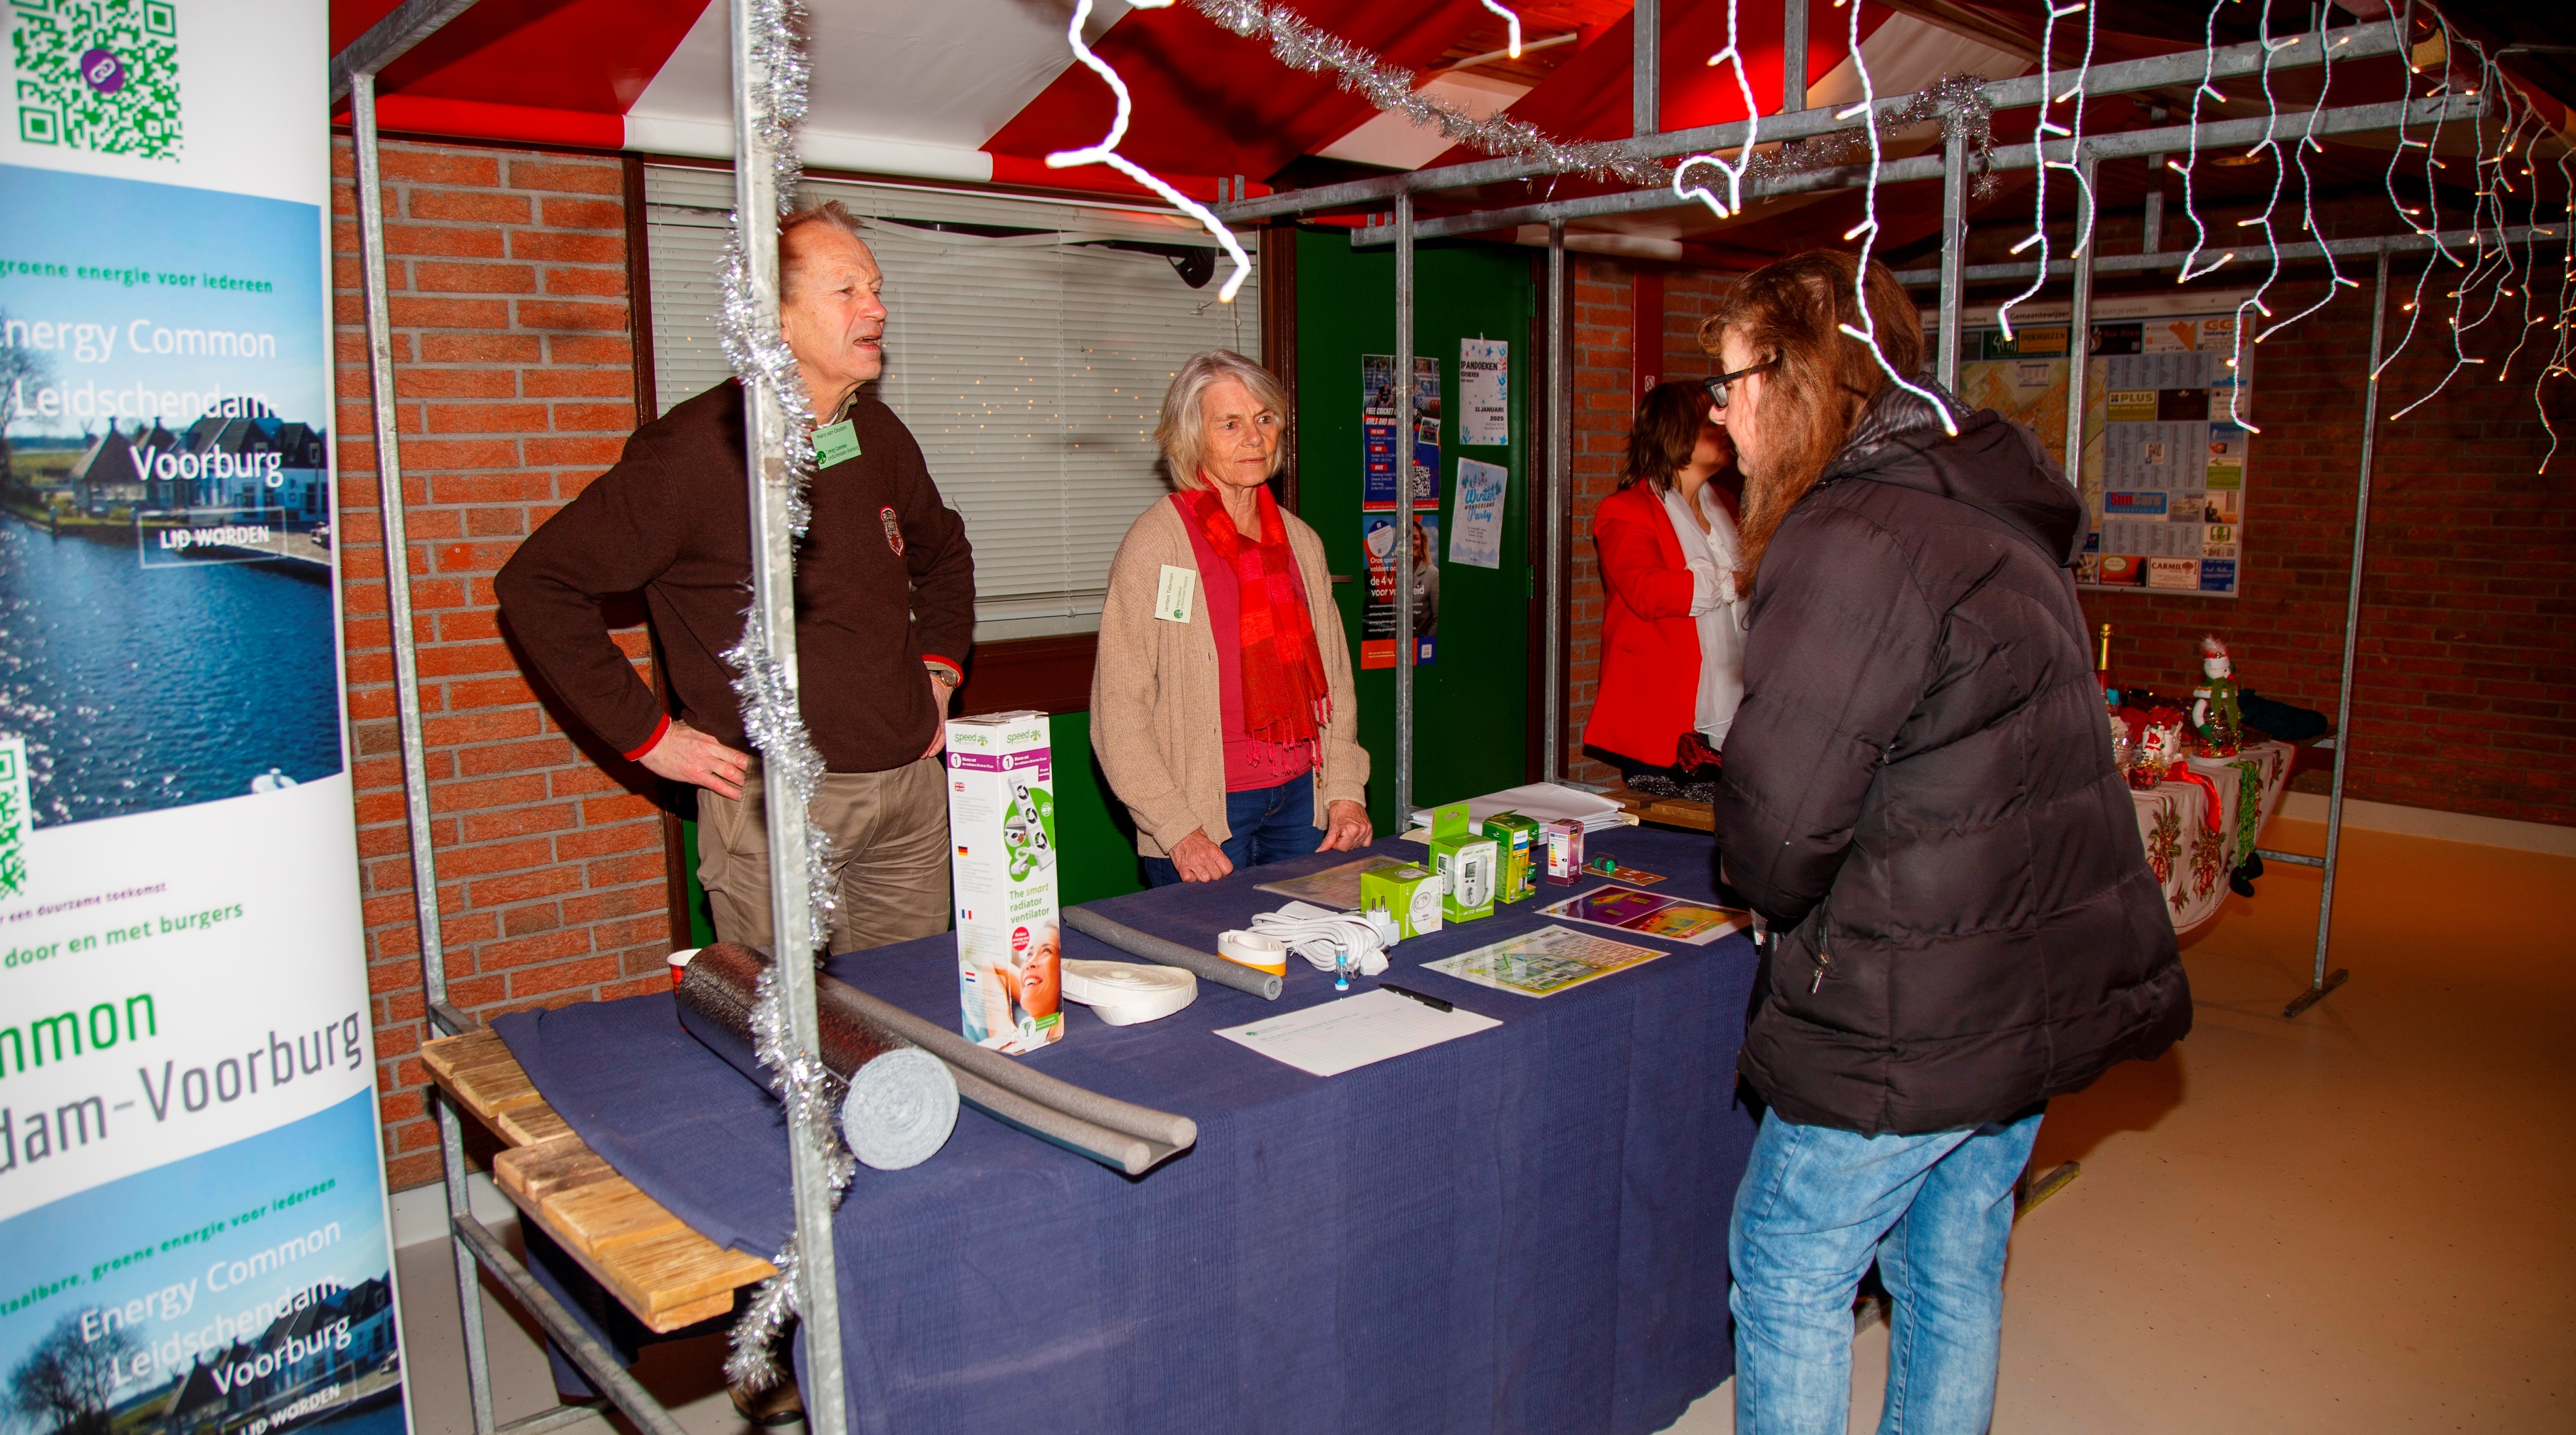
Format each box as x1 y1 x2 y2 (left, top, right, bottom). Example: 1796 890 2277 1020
1090 496 1369 858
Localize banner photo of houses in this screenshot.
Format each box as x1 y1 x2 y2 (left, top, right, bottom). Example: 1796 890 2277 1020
1 163 345 827
1 9 406 1435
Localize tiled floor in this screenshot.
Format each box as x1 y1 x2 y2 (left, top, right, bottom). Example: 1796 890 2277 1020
1662 815 2576 1432
390 814 2575 1434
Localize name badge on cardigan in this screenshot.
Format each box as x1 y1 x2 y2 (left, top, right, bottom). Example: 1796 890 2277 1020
814 419 862 467
1155 565 1197 623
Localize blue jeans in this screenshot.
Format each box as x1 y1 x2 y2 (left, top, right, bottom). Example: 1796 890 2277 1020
1729 1108 2044 1435
1140 772 1324 887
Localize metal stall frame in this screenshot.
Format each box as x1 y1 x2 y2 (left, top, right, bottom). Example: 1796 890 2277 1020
1210 13 2492 1020
333 1 849 1432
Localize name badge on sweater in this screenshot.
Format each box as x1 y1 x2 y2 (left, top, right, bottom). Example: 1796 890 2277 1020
1155 565 1197 623
814 419 862 467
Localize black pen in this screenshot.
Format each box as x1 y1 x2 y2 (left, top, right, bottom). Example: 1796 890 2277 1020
1379 982 1452 1013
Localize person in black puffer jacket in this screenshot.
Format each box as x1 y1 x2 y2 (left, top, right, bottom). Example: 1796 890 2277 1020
1703 252 2189 1435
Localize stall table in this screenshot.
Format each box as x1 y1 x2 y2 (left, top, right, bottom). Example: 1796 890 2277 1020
1607 738 2296 940
486 825 1759 1435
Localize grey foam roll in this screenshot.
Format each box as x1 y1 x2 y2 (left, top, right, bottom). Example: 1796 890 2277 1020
831 981 1198 1170
839 1048 959 1171
1062 906 1283 1001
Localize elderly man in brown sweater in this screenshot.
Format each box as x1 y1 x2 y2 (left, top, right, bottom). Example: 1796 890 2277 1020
496 201 973 953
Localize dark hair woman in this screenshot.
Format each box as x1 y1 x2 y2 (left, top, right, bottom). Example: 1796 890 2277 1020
1580 379 1747 795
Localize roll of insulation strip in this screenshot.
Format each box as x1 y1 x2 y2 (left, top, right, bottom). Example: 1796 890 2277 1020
1062 906 1285 1001
1060 959 1198 1026
674 951 959 1170
1216 929 1290 976
678 944 1199 1175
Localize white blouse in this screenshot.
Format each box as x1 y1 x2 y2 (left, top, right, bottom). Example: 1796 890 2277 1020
1659 482 1749 747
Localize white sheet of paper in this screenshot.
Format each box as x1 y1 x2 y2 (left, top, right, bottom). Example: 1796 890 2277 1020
1460 337 1509 445
1212 989 1501 1077
1448 457 1508 568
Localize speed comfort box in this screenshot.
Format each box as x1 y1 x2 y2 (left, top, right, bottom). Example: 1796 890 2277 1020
946 712 1061 1053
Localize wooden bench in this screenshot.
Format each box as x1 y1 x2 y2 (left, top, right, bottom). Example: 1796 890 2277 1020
421 1028 777 1332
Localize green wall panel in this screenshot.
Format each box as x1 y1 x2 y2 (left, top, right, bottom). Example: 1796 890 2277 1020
1294 228 1536 834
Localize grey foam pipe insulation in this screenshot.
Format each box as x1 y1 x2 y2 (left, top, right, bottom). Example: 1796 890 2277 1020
1063 906 1284 1001
679 944 1196 1177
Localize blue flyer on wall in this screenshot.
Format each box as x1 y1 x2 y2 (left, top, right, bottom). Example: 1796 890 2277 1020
1 4 407 1434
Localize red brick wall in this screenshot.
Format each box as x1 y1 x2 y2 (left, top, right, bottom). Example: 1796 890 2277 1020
1568 255 2574 828
2072 271 2575 827
331 136 672 1188
1562 257 1632 787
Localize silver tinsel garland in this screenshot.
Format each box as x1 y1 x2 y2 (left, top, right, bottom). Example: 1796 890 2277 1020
1186 0 1670 188
709 0 855 1394
1678 73 2000 206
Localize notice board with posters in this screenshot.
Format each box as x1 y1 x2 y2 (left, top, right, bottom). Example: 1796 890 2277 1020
1948 297 2252 597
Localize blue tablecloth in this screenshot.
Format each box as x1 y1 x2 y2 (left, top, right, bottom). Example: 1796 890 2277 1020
494 824 1759 1435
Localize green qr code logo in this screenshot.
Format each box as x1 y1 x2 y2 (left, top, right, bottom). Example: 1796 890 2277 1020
0 737 26 900
12 0 181 159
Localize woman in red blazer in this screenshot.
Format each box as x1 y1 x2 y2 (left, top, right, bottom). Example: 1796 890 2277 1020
1583 380 1747 792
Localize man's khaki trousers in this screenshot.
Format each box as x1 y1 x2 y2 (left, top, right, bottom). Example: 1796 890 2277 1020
695 755 950 952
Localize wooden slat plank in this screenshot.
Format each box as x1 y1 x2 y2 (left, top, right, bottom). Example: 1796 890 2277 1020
421 1031 544 1122
493 1101 573 1148
493 1138 618 1203
540 1178 685 1257
598 1227 780 1316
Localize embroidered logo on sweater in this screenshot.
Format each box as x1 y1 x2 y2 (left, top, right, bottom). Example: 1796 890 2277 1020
880 506 904 556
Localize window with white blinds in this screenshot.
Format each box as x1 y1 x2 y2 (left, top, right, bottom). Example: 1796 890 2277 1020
641 165 1260 643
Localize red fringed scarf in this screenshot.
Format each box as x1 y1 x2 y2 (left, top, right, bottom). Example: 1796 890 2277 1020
1177 486 1332 746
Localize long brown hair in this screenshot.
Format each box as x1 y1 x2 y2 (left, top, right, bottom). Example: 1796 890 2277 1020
1620 379 1711 495
1697 250 1921 582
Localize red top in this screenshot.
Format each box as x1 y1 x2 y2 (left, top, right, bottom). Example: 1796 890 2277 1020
1175 495 1317 793
1583 483 1736 770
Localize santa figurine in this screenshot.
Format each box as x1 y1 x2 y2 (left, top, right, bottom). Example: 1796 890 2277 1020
2189 635 2244 757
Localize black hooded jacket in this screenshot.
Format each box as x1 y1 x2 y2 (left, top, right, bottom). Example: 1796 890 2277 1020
1715 385 2190 1135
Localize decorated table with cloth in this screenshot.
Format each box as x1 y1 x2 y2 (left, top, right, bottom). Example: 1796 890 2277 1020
2132 740 2294 938
490 824 1759 1435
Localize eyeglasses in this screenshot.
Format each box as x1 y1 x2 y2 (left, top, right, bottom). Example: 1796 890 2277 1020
1702 354 1779 410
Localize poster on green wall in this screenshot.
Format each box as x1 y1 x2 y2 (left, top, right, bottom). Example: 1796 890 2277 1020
1360 512 1438 669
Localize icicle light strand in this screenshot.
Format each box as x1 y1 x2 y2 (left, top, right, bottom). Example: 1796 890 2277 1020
1837 0 1957 436
2256 15 2359 342
2218 4 2291 433
1995 0 2093 342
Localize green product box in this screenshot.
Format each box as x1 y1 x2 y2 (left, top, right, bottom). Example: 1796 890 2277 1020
1482 811 1543 904
1360 862 1443 940
1425 801 1499 924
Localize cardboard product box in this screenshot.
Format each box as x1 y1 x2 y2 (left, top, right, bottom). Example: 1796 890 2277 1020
946 712 1062 1053
1424 801 1498 923
1359 863 1443 940
1483 811 1542 904
1544 819 1586 884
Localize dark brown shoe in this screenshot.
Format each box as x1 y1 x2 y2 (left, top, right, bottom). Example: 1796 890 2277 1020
728 1379 806 1428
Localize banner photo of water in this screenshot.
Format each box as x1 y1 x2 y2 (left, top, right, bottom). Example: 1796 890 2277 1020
1 4 410 1435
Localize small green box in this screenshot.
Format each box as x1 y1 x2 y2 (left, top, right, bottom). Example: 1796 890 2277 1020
1426 801 1499 923
1482 811 1542 904
1360 863 1443 939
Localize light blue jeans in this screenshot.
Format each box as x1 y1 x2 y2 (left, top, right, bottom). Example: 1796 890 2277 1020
1729 1107 2044 1435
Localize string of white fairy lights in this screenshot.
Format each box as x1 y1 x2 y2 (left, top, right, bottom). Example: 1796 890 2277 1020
1672 0 1764 219
2254 11 2360 343
1049 0 1252 302
1993 0 2096 342
2214 2 2292 432
1838 0 1958 432
1480 0 1523 60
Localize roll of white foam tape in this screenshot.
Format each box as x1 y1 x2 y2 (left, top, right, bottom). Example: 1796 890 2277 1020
1217 929 1290 976
1060 959 1199 1026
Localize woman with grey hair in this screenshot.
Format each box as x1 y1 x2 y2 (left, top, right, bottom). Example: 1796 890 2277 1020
1090 350 1371 885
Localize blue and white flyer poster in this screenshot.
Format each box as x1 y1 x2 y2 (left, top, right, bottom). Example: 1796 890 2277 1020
1 4 409 1435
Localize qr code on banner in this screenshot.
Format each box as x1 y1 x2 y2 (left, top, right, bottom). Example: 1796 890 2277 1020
0 736 28 900
11 0 181 159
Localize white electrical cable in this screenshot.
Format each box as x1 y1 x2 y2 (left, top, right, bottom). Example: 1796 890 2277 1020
1247 901 1399 977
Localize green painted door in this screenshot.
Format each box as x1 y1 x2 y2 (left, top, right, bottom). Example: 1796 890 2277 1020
1294 228 1535 835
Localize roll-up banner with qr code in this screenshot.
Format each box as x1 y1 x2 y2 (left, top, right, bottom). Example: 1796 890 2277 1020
1 6 409 1435
1935 294 2254 597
